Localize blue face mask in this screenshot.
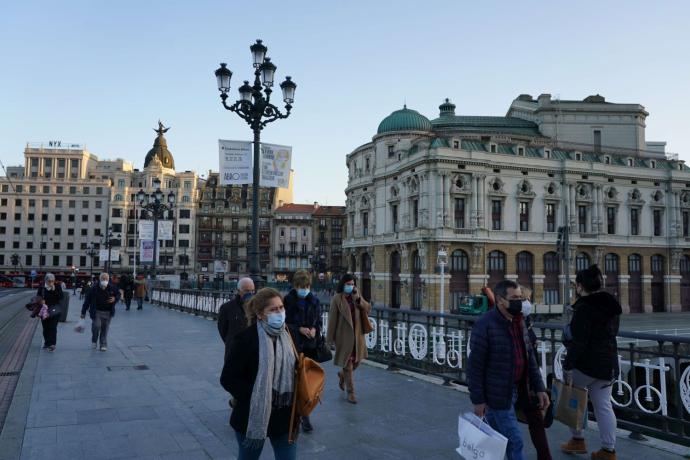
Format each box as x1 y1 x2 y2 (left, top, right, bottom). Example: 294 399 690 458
297 288 310 298
266 311 285 330
242 292 253 302
343 285 354 295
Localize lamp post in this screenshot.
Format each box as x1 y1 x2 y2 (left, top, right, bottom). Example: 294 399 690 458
215 39 296 288
85 242 98 281
104 226 121 275
436 246 448 360
181 247 188 281
38 229 52 278
137 178 175 280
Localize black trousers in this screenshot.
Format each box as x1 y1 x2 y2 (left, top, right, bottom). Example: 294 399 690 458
124 293 133 309
41 316 59 347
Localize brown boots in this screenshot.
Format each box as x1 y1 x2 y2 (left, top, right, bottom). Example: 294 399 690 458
591 449 616 460
561 438 587 454
340 363 357 404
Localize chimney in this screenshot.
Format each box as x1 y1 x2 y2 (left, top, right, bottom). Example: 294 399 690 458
537 93 552 107
313 201 319 209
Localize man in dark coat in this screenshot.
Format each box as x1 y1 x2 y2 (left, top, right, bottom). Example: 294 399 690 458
218 277 255 347
561 265 621 460
80 272 120 351
118 274 135 310
469 279 548 460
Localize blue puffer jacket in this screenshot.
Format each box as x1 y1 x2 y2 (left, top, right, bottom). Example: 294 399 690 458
468 308 545 410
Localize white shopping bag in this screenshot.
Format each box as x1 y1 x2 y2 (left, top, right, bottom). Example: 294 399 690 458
74 319 86 333
457 412 508 460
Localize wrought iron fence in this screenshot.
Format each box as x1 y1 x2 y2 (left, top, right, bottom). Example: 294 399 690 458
151 288 690 447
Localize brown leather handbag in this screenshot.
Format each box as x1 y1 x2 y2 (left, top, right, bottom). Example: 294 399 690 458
288 334 325 443
361 309 374 334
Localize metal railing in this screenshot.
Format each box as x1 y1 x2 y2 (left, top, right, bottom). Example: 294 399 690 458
150 288 690 447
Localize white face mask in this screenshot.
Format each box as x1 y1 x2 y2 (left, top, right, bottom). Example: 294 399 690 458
100 280 108 288
522 300 532 317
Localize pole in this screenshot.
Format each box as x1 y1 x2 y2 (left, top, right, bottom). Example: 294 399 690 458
563 206 570 308
133 200 137 277
250 127 262 287
152 212 159 279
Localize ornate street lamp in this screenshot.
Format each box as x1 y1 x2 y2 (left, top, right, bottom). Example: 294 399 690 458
214 39 296 287
103 226 121 275
137 179 175 279
85 242 98 281
436 246 448 360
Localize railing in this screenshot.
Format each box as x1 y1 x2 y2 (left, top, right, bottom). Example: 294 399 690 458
150 288 690 447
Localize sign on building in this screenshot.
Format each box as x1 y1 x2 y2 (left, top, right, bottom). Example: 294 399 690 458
139 221 154 240
140 240 154 262
214 260 228 273
219 140 252 185
260 143 291 189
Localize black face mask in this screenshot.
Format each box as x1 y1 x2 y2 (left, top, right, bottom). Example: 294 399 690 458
507 299 523 315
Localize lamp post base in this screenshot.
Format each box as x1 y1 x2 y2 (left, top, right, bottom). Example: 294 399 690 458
250 273 266 290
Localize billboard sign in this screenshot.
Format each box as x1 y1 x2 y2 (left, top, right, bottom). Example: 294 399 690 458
219 140 252 185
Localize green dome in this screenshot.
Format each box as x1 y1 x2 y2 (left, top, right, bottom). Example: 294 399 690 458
377 106 432 134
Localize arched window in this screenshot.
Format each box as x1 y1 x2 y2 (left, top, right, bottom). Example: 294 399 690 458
543 252 560 304
449 250 470 313
487 251 506 289
516 251 534 289
575 252 590 272
628 254 643 313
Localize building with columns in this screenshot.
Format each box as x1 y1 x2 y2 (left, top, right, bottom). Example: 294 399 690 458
344 94 690 313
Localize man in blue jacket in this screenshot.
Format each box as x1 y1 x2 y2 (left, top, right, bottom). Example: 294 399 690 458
81 272 120 351
468 280 549 460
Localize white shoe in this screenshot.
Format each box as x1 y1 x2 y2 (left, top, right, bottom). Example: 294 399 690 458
92 343 97 349
100 346 107 351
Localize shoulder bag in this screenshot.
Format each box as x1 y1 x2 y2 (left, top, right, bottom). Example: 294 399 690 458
288 333 325 443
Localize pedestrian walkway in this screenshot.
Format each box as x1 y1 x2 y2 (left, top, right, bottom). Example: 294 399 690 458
0 294 687 459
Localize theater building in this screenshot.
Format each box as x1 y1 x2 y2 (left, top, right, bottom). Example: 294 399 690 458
343 94 690 313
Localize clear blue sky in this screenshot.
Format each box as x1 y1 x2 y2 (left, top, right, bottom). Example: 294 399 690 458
2 1 689 205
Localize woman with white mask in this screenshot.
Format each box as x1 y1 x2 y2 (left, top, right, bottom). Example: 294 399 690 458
221 288 298 460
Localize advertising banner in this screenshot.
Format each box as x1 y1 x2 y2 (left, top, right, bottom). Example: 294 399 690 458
214 260 228 273
157 221 173 240
260 143 291 188
219 140 252 185
139 221 154 240
140 240 154 262
99 249 120 262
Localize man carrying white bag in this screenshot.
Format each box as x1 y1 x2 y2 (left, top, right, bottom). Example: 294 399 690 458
457 412 508 459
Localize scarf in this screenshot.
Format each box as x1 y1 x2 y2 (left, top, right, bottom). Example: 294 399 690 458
245 320 296 447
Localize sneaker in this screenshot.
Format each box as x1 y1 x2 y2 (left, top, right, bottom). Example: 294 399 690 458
92 343 98 349
48 345 56 352
561 437 587 454
301 416 314 433
591 449 616 460
100 346 107 351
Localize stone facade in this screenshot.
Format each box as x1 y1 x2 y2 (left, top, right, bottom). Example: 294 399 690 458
344 95 690 313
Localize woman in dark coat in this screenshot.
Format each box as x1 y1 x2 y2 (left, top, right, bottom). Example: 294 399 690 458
221 288 298 460
284 269 320 433
561 265 621 460
37 273 63 352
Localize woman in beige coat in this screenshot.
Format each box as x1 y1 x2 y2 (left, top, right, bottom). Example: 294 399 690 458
326 274 372 404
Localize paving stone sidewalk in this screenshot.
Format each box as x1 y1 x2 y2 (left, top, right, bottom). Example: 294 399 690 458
0 294 687 459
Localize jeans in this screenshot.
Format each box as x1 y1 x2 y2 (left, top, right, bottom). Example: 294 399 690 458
234 431 296 460
136 297 144 309
92 310 112 347
486 388 524 460
571 369 616 450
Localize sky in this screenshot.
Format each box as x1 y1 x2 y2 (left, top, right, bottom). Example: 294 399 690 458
2 1 690 205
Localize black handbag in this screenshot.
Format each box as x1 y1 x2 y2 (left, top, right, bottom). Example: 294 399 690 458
314 334 332 363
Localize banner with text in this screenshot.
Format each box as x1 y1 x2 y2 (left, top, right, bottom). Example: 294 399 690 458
219 140 252 185
138 220 173 240
260 143 291 189
138 221 153 240
99 249 120 262
140 240 154 262
214 260 228 273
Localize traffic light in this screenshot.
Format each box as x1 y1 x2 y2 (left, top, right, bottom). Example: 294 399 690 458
556 226 565 255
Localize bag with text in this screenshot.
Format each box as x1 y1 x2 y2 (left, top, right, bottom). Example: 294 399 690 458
456 412 507 460
552 378 588 431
